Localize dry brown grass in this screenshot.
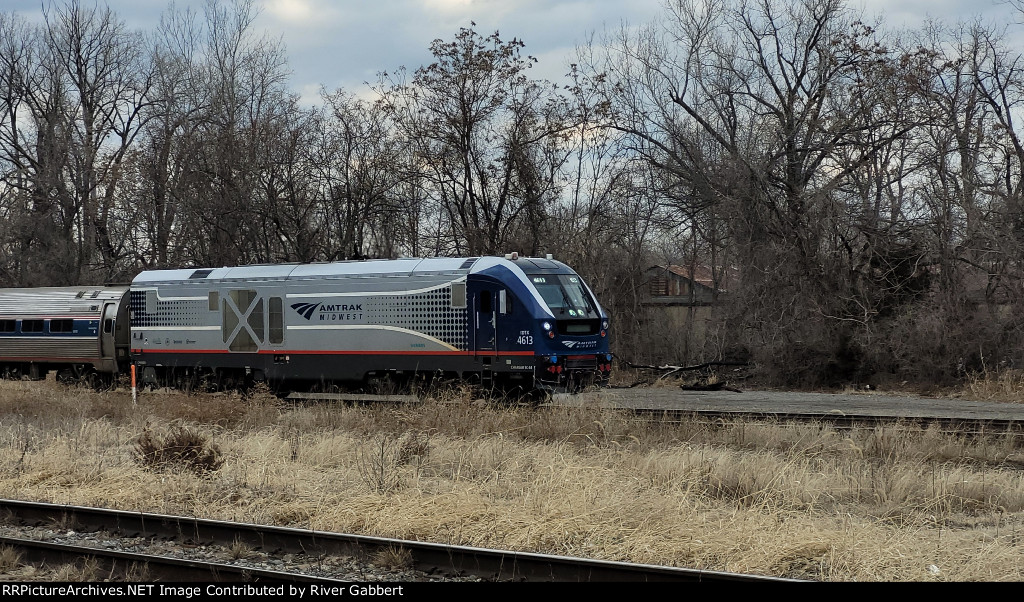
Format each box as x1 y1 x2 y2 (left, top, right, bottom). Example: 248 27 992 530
0 545 22 571
0 378 1021 581
960 369 1024 403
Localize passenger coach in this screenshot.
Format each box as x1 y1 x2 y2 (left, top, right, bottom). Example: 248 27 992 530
129 255 611 393
0 286 130 385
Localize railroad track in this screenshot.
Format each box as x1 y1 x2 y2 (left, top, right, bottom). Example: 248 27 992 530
0 499 798 583
0 536 344 583
550 387 1024 438
623 407 1024 437
288 388 1024 438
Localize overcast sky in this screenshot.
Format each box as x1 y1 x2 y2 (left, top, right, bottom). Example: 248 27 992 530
6 0 1021 105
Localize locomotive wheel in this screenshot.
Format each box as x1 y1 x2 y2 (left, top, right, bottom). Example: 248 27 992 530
173 370 201 393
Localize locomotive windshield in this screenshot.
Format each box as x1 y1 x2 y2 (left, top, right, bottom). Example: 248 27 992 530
530 274 598 317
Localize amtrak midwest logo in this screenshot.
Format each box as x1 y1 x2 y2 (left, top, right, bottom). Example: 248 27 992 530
291 302 364 322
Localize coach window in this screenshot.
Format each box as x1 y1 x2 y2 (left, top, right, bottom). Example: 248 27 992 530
49 319 73 333
103 319 113 334
269 297 283 344
22 320 43 333
0 320 14 332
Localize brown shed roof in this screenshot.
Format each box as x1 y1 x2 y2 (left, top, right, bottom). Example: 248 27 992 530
649 264 736 292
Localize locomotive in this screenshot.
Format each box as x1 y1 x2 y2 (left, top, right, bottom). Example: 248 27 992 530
0 255 611 395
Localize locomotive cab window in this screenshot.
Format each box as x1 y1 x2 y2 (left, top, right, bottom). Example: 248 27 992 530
530 275 598 318
480 291 491 313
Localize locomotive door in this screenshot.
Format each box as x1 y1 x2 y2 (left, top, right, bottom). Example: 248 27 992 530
221 289 263 352
473 287 499 357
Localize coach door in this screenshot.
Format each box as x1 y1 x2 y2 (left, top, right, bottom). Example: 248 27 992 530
100 303 117 359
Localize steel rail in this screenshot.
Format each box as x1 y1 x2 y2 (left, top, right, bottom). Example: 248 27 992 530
0 535 344 582
0 499 798 583
621 407 1024 436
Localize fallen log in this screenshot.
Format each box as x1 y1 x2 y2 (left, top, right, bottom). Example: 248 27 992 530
622 360 749 372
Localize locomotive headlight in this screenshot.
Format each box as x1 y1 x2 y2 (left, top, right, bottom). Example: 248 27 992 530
542 321 551 331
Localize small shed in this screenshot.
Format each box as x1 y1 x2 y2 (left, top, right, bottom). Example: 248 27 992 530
636 264 734 363
644 264 730 306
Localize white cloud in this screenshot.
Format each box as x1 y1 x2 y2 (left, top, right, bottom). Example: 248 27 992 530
421 0 483 14
264 0 315 23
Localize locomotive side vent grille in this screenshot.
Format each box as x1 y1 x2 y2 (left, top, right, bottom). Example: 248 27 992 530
130 290 203 327
366 286 469 350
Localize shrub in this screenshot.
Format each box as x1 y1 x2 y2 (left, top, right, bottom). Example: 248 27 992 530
133 425 224 474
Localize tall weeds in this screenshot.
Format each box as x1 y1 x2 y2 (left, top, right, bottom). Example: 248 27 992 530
0 378 1021 580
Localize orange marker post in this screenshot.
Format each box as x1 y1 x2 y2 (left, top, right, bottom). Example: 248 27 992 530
131 364 137 405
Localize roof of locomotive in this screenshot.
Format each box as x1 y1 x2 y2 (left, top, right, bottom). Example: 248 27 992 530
131 256 574 285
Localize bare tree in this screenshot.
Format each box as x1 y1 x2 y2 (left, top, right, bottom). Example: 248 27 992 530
42 0 153 282
378 27 571 255
579 0 935 381
0 10 73 285
0 2 151 285
130 0 295 268
124 3 206 269
313 91 413 259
